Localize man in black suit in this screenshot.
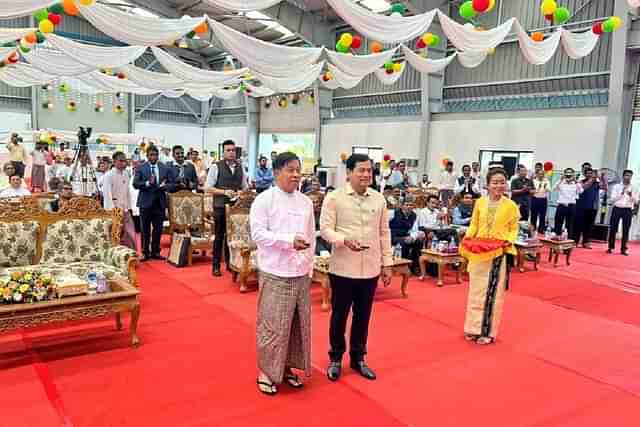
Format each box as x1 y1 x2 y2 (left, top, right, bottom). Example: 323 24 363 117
133 145 172 261
167 145 198 193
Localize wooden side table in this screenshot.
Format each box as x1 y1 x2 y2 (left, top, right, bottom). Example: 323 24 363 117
312 267 331 312
419 250 467 287
540 238 577 267
514 241 543 272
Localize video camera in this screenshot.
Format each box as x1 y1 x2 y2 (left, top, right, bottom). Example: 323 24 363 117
77 126 92 146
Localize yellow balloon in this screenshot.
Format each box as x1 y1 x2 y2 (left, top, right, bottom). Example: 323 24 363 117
79 0 95 5
39 19 54 34
422 33 434 45
392 63 402 72
340 33 353 47
487 0 496 12
540 0 557 16
610 16 623 30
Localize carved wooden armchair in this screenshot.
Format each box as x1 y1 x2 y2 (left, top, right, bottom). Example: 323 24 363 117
225 192 258 293
168 191 214 265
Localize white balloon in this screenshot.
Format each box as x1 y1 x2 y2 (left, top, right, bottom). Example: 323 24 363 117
390 12 402 18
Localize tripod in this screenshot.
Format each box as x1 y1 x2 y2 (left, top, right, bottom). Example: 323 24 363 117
68 142 98 197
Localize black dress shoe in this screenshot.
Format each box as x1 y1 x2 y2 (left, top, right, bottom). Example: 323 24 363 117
327 361 342 381
350 361 376 380
150 254 166 260
622 251 629 256
607 248 613 254
141 255 151 262
212 265 222 277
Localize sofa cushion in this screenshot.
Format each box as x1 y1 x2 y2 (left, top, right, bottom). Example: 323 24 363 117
0 221 39 267
102 245 137 275
5 262 123 281
41 218 112 264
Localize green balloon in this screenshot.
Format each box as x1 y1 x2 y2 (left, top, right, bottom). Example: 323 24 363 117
429 34 441 47
459 1 476 21
19 45 30 53
34 9 49 22
390 3 406 14
384 62 394 71
35 31 46 43
336 42 349 53
49 3 65 15
602 19 615 33
553 7 570 25
186 31 196 39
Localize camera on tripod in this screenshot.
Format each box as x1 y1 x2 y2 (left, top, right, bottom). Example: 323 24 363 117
77 127 92 154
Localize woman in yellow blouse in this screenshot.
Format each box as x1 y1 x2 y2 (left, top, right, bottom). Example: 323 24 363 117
460 167 520 345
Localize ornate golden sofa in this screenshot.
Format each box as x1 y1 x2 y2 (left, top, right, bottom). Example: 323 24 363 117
0 197 138 286
225 191 257 293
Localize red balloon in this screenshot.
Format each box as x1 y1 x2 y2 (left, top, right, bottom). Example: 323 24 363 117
544 14 554 21
351 35 362 49
48 13 62 25
383 154 391 162
472 0 490 13
416 38 426 49
592 22 604 35
543 161 553 172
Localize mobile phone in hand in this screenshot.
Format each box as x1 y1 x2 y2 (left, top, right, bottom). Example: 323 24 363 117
359 245 370 250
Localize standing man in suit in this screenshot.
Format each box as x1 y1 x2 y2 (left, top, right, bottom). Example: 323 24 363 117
167 145 198 193
205 140 248 276
133 145 172 261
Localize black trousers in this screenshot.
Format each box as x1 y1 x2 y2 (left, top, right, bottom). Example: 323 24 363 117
517 202 530 222
573 208 597 245
530 197 548 233
140 202 164 256
11 161 25 178
392 236 423 272
554 204 576 236
212 206 229 266
329 274 378 362
608 207 633 252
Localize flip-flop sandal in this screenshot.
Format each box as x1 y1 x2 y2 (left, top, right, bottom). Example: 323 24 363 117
464 334 478 342
476 337 495 345
284 373 304 388
257 378 277 396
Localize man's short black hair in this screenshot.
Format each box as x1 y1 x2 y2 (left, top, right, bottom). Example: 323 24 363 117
426 194 439 203
623 169 634 176
222 140 235 148
273 152 300 171
582 162 592 168
146 145 159 155
462 164 471 170
346 154 371 171
535 162 543 167
446 161 453 167
172 145 184 153
112 151 126 161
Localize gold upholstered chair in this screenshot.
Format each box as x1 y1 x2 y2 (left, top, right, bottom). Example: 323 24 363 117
168 191 214 265
225 192 258 293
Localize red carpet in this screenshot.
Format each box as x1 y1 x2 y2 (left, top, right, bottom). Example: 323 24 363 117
1 241 639 426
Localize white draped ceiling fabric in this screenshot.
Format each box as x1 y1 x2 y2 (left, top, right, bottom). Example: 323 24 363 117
457 50 489 68
374 63 406 85
325 63 366 90
151 46 246 85
46 34 147 68
514 22 562 66
326 48 397 76
23 48 95 76
325 0 437 43
78 2 206 46
252 61 325 92
629 0 640 7
201 0 282 12
208 17 323 77
400 45 457 74
0 0 57 19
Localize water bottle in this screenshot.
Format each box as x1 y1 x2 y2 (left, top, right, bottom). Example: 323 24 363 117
544 226 552 240
393 243 402 259
431 237 439 251
86 271 98 295
96 272 109 294
561 229 568 241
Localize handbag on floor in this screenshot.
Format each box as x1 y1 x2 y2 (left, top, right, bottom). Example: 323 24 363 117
168 232 190 267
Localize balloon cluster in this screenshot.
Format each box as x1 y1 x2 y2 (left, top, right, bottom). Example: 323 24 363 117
340 152 348 162
370 41 383 54
95 101 104 113
389 3 407 18
382 154 392 169
322 71 333 82
383 62 403 75
459 0 496 21
336 32 362 53
2 52 19 67
39 132 57 145
543 161 553 177
58 83 70 93
540 1 570 25
66 100 77 112
113 105 125 114
592 16 623 35
193 21 209 35
531 32 545 42
96 136 109 145
416 32 440 50
42 100 54 110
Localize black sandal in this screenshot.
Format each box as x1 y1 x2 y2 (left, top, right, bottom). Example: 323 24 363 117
257 378 277 396
284 372 304 388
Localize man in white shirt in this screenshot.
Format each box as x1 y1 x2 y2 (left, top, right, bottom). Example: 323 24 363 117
69 153 98 196
0 175 31 198
456 164 481 197
102 151 137 251
608 170 638 256
552 168 583 237
388 160 408 189
415 194 446 230
439 161 457 207
250 152 315 396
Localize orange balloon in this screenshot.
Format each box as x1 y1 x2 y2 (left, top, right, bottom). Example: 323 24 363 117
25 32 37 44
370 41 383 53
531 32 545 42
63 0 80 15
194 21 209 34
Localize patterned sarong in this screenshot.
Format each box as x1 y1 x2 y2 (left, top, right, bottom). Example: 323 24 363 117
464 256 508 339
256 271 311 384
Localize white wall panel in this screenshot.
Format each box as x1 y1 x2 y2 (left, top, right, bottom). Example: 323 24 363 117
204 125 247 154
135 121 204 151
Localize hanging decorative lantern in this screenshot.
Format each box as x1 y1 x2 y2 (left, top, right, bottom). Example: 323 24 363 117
278 96 288 108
